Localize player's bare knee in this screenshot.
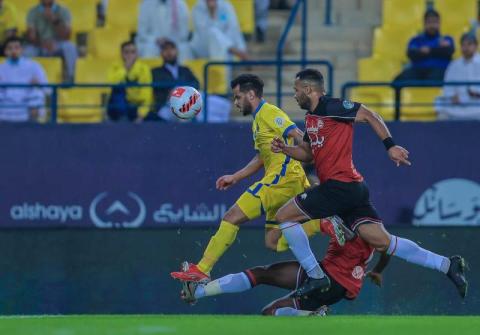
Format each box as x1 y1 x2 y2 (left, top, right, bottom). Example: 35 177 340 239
265 240 277 251
248 266 268 284
222 207 244 226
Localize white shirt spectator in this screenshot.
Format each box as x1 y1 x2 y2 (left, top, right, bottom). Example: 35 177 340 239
136 0 191 62
437 53 480 120
0 57 48 122
190 0 246 60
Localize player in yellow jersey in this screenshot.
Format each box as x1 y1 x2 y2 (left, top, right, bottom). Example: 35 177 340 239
171 74 339 283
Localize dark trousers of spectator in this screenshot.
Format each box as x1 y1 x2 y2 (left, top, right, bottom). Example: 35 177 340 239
107 87 138 122
394 67 446 82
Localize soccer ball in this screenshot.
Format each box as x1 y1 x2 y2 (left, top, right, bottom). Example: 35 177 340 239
169 86 203 120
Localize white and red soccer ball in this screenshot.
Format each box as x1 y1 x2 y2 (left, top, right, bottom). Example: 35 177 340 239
169 86 203 120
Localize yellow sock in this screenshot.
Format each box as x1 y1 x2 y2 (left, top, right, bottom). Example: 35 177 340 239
276 219 321 252
197 220 239 274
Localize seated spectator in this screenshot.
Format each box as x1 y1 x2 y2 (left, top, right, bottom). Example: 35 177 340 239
23 0 78 82
0 37 48 122
0 0 18 53
436 33 480 120
136 0 191 62
190 0 248 61
107 41 152 122
255 0 270 43
146 39 231 122
148 39 199 121
394 9 454 82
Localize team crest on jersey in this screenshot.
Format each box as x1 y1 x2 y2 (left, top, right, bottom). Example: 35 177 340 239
352 266 364 279
343 100 354 110
274 117 285 127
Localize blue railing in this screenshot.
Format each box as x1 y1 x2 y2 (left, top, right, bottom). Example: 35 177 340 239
203 59 334 121
276 0 308 107
341 80 480 120
0 81 196 123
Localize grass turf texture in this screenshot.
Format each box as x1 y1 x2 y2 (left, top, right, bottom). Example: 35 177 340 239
0 315 478 335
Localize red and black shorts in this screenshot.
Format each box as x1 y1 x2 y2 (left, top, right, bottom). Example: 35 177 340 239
294 179 382 231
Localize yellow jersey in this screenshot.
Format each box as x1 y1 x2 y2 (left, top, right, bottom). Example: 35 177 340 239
107 60 153 117
252 100 305 184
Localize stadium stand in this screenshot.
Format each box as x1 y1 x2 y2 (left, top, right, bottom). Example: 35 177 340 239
105 0 140 34
58 0 97 34
88 27 130 59
401 87 442 121
185 0 255 34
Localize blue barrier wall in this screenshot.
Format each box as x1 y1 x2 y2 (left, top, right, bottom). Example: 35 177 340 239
0 122 478 228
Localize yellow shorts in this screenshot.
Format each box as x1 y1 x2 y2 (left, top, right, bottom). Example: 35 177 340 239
236 176 308 228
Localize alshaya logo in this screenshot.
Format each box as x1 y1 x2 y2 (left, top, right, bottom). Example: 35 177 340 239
10 203 82 222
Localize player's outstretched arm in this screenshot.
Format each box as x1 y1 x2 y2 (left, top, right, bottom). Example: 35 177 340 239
366 252 391 287
216 154 263 190
355 105 411 167
271 137 313 163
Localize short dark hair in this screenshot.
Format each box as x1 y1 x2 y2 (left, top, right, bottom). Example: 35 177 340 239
4 36 23 48
424 9 440 20
120 40 135 51
296 68 324 90
230 74 264 97
461 32 478 45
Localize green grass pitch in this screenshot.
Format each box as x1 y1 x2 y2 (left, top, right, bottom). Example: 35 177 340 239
0 315 478 335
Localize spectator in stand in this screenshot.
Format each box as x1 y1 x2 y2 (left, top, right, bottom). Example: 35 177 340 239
107 41 152 122
148 39 199 121
136 0 191 62
436 33 480 120
394 9 454 82
0 0 18 53
190 0 248 61
146 39 231 122
0 37 48 122
23 0 78 82
255 0 270 43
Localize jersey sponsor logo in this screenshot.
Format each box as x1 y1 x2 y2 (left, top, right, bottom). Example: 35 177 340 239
413 178 480 226
343 100 354 109
89 192 146 228
306 117 326 149
300 193 307 200
352 266 364 279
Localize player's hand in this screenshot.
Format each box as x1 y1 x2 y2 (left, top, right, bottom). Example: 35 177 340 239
388 145 411 167
216 175 237 191
366 271 383 287
271 137 286 153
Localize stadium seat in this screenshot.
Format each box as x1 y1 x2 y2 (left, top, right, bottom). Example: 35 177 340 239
184 59 227 95
400 87 441 121
13 0 36 34
58 88 103 123
354 57 402 120
58 0 97 33
230 0 255 34
106 0 140 33
372 27 415 64
88 28 130 59
350 87 395 121
382 0 425 31
433 0 477 34
357 57 402 82
33 57 63 83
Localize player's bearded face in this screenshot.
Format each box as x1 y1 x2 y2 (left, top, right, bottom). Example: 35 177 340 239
294 79 311 110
